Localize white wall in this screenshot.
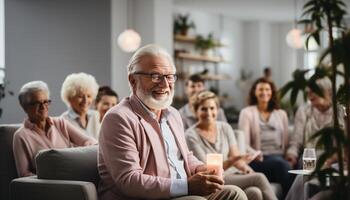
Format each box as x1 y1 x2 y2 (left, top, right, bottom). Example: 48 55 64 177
111 0 173 100
1 0 111 123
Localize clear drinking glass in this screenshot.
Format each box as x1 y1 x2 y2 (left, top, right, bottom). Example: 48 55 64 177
303 148 317 171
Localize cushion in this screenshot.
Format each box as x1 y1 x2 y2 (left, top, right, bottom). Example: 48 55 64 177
35 145 99 186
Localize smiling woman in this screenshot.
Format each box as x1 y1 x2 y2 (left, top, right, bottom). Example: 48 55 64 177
13 81 97 177
238 78 293 198
60 72 100 139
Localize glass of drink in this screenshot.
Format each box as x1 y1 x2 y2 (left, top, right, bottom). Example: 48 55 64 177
303 148 317 172
206 153 223 178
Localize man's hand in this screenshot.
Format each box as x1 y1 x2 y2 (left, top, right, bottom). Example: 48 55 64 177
195 164 207 173
188 171 224 196
285 154 297 168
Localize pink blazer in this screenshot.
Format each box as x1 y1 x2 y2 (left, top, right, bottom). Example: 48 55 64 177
238 106 289 154
98 95 202 200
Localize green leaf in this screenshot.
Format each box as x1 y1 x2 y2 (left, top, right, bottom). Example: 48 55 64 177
279 81 293 99
290 87 299 106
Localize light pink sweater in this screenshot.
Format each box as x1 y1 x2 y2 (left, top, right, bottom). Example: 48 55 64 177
13 117 97 177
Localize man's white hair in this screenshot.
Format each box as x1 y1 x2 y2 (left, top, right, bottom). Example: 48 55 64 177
18 81 50 108
61 72 99 107
127 44 176 75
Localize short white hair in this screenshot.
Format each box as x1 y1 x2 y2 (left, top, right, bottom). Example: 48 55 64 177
127 44 176 75
61 72 99 107
18 81 50 108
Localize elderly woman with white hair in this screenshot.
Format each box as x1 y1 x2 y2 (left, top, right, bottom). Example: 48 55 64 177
285 77 345 200
13 81 97 177
285 77 345 167
61 72 100 139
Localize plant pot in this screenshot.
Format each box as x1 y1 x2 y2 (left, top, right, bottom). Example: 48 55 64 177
180 28 188 36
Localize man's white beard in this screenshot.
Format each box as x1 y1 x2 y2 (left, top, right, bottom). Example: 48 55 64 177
136 85 174 110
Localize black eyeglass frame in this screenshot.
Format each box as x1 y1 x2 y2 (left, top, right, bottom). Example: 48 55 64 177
26 99 52 107
132 72 177 83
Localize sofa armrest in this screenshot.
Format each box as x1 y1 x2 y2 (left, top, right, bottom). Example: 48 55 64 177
10 176 97 200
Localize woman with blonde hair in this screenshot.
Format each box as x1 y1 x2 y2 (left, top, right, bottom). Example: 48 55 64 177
186 90 277 200
61 72 100 139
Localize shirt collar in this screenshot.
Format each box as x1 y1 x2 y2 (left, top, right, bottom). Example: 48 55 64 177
67 108 93 120
24 117 53 131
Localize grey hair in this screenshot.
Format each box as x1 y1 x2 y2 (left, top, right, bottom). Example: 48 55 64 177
127 44 176 75
307 77 332 97
61 72 99 107
316 77 332 96
18 81 50 108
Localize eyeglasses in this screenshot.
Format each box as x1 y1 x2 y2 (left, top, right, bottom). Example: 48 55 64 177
133 72 177 83
26 100 52 107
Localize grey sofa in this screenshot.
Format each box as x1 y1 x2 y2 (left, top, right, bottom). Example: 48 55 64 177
11 145 99 200
0 124 21 200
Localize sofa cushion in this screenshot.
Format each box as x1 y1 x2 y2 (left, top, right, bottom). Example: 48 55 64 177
35 145 99 186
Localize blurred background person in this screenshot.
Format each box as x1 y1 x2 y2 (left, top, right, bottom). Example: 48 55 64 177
186 90 277 200
263 67 272 82
61 72 100 139
286 77 344 168
179 73 227 130
95 86 118 122
238 78 293 198
13 81 97 177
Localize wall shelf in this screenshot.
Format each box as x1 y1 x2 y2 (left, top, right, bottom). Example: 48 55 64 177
176 52 225 63
174 34 225 47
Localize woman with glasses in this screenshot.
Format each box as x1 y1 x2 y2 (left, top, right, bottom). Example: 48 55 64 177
186 90 277 200
61 72 100 139
13 81 97 177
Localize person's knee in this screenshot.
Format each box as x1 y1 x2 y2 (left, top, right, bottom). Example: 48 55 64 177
244 187 263 200
220 185 248 200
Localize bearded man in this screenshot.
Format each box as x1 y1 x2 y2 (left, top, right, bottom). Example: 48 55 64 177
97 44 247 200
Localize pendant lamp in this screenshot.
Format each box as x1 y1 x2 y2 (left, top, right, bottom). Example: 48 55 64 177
286 0 303 49
117 0 141 52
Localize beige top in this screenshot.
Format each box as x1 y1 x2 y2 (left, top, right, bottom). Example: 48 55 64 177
185 121 239 174
13 117 97 177
286 103 345 157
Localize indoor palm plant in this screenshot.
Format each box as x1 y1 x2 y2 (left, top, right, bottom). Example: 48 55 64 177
280 0 350 199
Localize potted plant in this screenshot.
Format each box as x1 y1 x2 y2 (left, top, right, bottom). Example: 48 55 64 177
174 14 195 36
195 33 216 55
280 0 350 199
0 69 14 118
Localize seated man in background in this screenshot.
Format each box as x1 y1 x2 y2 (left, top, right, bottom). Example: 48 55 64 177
98 44 247 200
95 86 118 122
13 81 97 177
179 74 227 130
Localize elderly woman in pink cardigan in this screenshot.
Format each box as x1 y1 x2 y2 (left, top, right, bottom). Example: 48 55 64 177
13 81 97 177
238 78 293 198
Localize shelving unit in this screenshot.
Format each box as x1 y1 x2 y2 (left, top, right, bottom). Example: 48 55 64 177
173 34 230 98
